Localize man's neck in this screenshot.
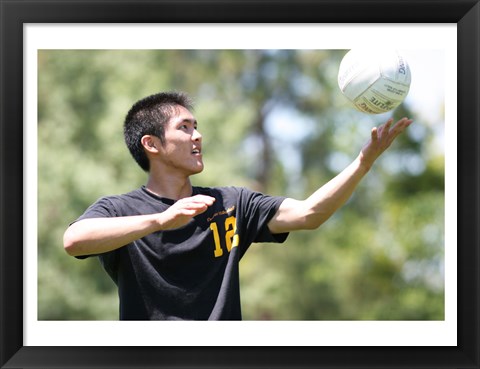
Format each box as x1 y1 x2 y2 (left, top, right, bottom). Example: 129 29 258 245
145 174 193 201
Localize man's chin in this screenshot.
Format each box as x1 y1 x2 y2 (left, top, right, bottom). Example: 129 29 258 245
191 163 204 175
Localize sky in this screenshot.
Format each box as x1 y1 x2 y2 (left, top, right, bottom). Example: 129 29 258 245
402 49 445 124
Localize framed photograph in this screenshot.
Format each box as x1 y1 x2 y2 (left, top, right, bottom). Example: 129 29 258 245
1 0 479 368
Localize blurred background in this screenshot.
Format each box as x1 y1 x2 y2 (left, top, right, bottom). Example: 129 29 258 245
37 49 444 320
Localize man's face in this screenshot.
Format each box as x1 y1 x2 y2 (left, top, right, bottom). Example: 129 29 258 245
156 105 204 176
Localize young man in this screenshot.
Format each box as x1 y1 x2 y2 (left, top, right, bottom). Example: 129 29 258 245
64 91 413 320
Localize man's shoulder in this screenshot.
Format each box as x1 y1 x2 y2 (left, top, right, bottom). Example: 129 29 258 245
93 187 166 215
96 187 146 204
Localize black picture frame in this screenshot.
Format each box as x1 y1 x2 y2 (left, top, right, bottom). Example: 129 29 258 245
1 1 479 368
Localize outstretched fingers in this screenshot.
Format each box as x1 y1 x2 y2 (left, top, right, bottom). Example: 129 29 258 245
388 117 413 142
376 117 413 142
176 195 216 215
375 118 393 139
183 195 216 207
360 117 413 168
160 195 217 230
371 126 379 142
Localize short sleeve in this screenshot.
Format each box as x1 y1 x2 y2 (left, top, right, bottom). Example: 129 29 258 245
75 196 119 222
237 188 289 245
71 197 119 267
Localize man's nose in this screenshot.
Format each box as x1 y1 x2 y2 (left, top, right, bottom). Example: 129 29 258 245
192 129 202 141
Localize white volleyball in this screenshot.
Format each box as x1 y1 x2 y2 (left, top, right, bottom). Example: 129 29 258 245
338 49 412 114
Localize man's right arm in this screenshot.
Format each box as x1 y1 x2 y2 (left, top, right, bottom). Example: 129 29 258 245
63 194 216 257
63 214 164 257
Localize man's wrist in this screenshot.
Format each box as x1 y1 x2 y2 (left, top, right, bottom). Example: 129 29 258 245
356 153 374 174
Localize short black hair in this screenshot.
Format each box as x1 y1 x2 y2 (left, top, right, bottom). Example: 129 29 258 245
124 91 194 172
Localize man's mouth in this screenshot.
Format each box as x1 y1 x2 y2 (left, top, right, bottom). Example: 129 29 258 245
192 148 201 155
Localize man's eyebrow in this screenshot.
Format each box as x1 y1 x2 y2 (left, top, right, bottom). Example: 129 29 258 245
180 118 198 126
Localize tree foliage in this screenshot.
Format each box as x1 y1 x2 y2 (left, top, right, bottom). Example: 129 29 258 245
37 50 444 320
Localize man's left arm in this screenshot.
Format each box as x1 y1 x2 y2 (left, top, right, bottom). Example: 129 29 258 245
268 117 413 234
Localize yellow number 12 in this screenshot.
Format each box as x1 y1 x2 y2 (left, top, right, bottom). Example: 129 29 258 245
209 216 239 258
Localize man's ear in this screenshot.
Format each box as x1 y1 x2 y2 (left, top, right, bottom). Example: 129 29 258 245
141 135 159 153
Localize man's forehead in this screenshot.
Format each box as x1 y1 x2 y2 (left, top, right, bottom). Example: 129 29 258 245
170 106 197 123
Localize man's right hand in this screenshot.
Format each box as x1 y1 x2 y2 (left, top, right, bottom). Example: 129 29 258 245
158 195 216 231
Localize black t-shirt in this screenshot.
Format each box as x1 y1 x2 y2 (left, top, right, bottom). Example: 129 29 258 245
75 186 288 320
